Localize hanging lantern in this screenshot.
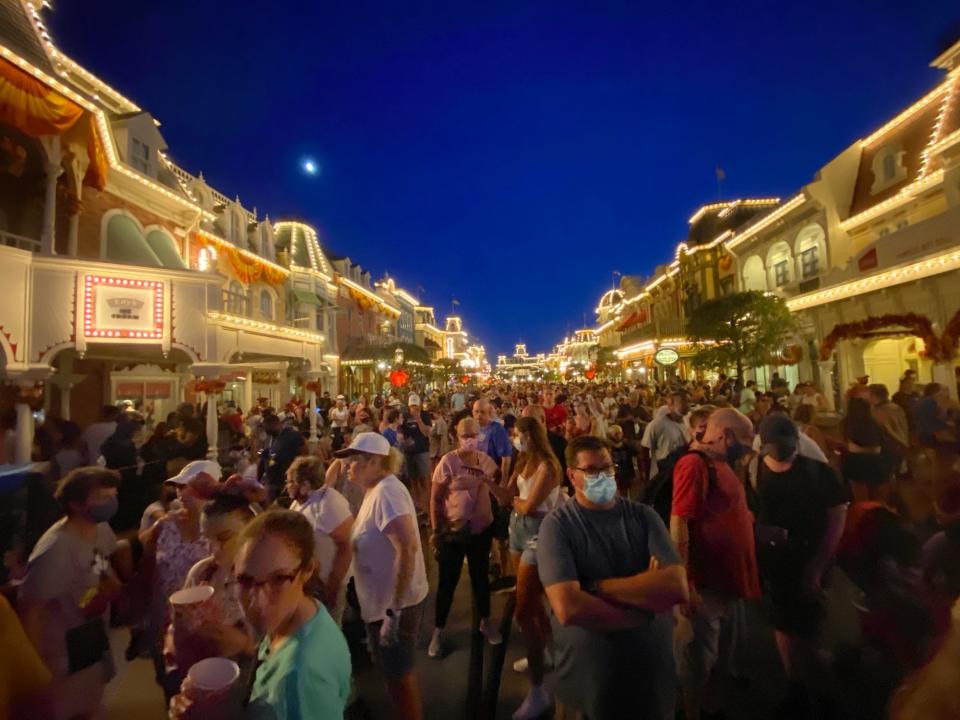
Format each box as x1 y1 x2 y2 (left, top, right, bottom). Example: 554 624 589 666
389 369 410 387
460 375 470 385
584 369 596 380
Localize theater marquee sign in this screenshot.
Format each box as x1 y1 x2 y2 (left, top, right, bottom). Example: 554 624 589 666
76 274 170 353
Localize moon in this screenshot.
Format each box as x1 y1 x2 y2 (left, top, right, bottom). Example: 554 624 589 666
302 158 319 176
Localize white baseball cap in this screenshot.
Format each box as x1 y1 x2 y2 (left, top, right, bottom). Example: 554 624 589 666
408 393 421 406
334 431 391 458
167 459 222 485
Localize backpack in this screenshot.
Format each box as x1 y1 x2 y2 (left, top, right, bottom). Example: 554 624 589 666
645 446 717 526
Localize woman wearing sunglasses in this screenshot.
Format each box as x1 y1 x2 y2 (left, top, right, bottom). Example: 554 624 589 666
337 432 429 720
169 509 351 720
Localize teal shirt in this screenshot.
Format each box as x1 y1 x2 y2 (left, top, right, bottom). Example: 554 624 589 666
248 603 351 720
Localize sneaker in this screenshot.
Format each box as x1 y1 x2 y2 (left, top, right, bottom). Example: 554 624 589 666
512 650 553 673
427 629 443 659
480 619 502 646
512 685 552 720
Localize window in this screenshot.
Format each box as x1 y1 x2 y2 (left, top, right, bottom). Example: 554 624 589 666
882 153 896 181
130 138 150 174
878 227 890 238
896 219 909 231
260 289 273 320
720 276 734 295
800 246 819 279
315 308 326 333
227 281 247 315
774 260 789 287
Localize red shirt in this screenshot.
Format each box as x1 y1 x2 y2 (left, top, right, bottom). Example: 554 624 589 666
672 453 761 600
543 403 567 432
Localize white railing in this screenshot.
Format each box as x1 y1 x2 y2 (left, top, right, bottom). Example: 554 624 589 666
0 231 41 253
166 162 257 222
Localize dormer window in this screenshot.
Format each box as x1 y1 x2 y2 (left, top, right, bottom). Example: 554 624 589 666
130 138 150 174
870 143 908 194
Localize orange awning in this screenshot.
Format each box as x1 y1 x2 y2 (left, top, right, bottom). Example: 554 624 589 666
0 57 107 189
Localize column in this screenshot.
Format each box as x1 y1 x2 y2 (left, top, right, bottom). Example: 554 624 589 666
65 152 88 257
817 359 836 412
242 370 253 413
206 391 218 460
308 389 319 448
40 135 62 255
14 393 34 464
932 361 957 400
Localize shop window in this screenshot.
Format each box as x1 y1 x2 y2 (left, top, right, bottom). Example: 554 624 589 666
800 246 819 279
260 289 273 320
774 260 790 287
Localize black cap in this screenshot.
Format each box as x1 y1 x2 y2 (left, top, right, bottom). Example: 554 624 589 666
759 413 799 451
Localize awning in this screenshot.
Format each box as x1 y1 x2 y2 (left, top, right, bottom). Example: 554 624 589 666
0 58 107 189
617 309 648 332
290 288 322 306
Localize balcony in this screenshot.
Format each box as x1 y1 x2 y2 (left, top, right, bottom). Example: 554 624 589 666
0 231 41 253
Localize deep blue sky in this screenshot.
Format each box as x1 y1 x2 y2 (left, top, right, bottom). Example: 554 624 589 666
49 1 955 357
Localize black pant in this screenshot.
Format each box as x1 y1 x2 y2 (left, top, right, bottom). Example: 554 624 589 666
435 526 493 628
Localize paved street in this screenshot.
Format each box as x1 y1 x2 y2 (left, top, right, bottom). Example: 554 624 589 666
104 531 878 720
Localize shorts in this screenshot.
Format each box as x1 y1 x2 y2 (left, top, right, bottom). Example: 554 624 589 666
509 512 544 566
674 592 741 694
365 600 425 679
405 452 431 481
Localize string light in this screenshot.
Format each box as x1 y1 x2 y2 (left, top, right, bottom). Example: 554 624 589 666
839 170 944 231
786 248 960 311
207 311 325 341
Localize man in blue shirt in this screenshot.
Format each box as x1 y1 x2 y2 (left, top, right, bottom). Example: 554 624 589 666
472 398 512 479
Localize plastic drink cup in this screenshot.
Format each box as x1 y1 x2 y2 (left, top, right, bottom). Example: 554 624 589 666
186 656 240 693
170 585 215 631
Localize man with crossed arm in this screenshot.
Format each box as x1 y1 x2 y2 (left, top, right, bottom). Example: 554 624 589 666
537 435 689 719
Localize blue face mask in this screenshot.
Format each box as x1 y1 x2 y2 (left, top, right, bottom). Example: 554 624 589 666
87 495 118 523
583 472 617 505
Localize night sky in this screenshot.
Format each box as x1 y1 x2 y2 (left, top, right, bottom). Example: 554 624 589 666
48 1 955 357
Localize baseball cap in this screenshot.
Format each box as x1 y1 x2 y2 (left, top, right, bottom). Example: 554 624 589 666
408 393 421 406
334 431 391 458
336 394 346 400
167 459 222 485
758 414 799 453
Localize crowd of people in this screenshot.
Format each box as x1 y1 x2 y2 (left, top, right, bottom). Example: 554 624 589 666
1 370 959 719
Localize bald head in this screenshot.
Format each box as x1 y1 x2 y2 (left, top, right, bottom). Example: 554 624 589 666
695 407 754 462
472 398 493 427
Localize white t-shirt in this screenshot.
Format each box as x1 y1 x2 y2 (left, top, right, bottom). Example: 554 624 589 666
330 407 350 429
291 487 353 584
640 412 690 478
350 475 429 622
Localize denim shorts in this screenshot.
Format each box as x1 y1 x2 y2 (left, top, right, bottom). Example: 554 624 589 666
365 600 425 679
508 512 544 566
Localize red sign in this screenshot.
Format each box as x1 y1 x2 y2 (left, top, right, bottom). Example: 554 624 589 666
858 248 878 272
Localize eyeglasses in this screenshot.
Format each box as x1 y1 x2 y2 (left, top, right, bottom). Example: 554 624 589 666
236 565 303 595
572 464 618 474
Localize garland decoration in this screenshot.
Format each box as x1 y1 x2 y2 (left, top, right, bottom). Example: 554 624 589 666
818 314 940 361
938 309 960 363
303 380 323 394
194 379 226 394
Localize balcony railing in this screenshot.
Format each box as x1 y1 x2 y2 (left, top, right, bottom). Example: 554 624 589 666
0 231 41 253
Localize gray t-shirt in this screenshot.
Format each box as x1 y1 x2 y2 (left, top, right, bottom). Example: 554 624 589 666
537 497 680 720
18 518 118 676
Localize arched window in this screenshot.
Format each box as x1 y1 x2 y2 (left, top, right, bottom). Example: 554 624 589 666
765 241 793 288
145 229 187 269
103 213 162 267
794 224 826 280
227 281 247 315
260 289 273 320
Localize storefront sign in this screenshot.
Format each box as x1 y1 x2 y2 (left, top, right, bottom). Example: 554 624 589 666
83 275 164 339
654 347 679 366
